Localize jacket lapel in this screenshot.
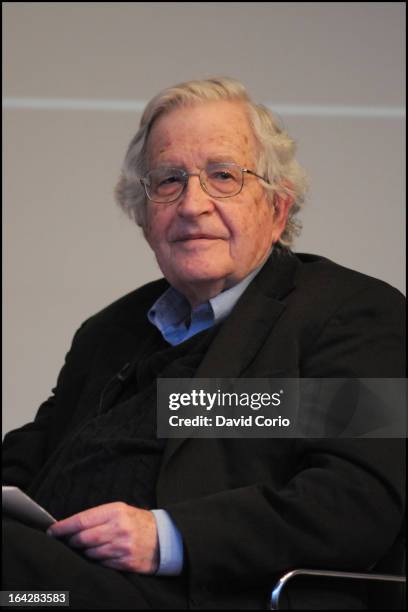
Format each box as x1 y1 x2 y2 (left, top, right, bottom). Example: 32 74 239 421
160 250 300 471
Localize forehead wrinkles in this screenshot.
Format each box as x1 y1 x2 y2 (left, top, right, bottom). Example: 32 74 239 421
154 134 250 157
147 105 257 165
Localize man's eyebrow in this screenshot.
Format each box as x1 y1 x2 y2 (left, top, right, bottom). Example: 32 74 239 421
206 156 237 164
149 162 185 172
151 156 239 170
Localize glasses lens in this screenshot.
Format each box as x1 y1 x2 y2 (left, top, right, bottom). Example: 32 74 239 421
203 163 242 197
145 168 185 202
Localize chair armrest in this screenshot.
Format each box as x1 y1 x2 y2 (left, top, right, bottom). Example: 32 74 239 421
269 569 406 610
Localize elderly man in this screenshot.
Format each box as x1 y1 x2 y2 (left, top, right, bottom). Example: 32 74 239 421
3 78 405 610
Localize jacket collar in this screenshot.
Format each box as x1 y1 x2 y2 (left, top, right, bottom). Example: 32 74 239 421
160 248 300 470
195 248 299 378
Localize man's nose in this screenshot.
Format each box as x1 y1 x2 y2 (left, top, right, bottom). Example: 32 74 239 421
176 175 215 217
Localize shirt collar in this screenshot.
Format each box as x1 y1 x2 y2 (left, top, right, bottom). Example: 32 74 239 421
208 264 262 323
148 251 271 345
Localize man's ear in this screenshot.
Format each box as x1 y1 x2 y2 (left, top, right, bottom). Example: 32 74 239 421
271 186 295 242
273 190 294 218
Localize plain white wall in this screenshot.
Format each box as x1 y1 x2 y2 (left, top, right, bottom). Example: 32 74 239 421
3 2 405 434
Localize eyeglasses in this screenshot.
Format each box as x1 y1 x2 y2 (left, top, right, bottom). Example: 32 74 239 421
140 162 270 203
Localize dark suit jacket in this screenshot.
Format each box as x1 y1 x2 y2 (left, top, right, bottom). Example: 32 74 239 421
3 251 406 609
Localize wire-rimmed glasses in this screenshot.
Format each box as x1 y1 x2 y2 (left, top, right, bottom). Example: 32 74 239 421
140 162 269 203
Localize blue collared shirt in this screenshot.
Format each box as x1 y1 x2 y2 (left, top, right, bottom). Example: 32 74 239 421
149 256 270 574
148 264 262 346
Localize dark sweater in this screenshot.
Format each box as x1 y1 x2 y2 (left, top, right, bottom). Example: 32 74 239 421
26 325 220 520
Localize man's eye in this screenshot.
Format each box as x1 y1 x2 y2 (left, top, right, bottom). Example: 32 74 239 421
210 171 234 181
155 175 184 190
159 175 181 185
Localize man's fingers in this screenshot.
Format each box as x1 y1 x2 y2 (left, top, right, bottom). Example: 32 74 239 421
68 524 112 549
45 502 158 574
82 543 120 561
47 502 125 537
47 509 105 537
100 558 124 570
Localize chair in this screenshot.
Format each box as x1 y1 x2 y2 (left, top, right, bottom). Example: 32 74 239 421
269 569 406 610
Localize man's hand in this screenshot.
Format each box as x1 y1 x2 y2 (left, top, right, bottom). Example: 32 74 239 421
46 502 159 574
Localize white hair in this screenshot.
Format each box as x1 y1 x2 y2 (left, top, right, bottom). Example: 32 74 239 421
114 77 309 247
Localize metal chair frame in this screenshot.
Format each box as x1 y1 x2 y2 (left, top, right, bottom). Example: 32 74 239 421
269 568 406 610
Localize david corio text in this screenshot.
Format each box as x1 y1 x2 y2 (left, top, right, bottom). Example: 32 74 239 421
168 415 291 427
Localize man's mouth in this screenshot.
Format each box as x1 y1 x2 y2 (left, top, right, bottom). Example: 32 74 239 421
174 234 222 242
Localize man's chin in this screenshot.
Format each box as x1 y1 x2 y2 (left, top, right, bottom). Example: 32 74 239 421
164 264 232 288
176 270 228 284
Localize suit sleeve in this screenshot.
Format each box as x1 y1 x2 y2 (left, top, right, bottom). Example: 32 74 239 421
163 283 406 591
2 320 93 492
